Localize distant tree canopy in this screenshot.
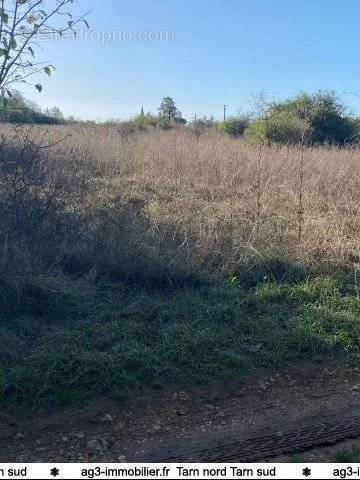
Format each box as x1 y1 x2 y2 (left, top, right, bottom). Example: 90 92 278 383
243 91 357 146
0 91 64 124
44 106 64 122
157 96 187 128
127 98 187 131
269 91 354 144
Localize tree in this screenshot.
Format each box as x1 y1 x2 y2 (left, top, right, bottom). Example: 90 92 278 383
45 106 64 121
0 0 88 98
267 91 354 145
157 96 186 127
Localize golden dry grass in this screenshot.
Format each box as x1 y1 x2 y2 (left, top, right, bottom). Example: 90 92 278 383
5 123 360 279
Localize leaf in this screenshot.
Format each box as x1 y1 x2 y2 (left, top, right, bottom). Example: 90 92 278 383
28 46 35 57
9 38 17 50
83 19 90 29
6 90 12 97
0 48 7 57
35 84 42 93
44 66 52 77
0 8 9 24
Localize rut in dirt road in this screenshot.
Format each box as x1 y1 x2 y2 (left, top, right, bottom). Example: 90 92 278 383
156 410 360 462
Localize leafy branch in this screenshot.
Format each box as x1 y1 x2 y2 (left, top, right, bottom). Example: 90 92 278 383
0 0 88 96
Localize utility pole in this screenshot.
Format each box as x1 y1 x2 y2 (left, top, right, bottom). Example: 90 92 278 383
221 105 228 122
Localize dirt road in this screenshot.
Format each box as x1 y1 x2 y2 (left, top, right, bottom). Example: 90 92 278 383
1 360 360 462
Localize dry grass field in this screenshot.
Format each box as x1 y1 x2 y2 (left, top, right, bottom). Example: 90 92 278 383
1 124 360 408
24 124 360 279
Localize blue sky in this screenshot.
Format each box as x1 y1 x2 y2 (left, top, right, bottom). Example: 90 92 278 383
23 0 360 120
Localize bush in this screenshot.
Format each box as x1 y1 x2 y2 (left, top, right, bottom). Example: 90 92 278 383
191 116 217 137
244 112 311 145
219 116 249 137
264 91 355 145
128 112 158 131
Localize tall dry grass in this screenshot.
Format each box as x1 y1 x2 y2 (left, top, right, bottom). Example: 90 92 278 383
3 124 360 407
1 124 360 284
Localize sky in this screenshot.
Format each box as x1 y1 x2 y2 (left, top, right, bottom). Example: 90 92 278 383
22 0 360 121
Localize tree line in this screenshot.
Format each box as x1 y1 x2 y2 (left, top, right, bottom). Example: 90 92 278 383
4 90 360 148
0 91 67 124
131 91 360 146
0 3 356 146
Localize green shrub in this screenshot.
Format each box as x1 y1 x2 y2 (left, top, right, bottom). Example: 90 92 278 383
219 116 249 137
128 112 158 131
244 112 311 145
266 91 355 145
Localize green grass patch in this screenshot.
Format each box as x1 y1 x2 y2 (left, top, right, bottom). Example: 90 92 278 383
1 273 360 409
335 448 360 462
